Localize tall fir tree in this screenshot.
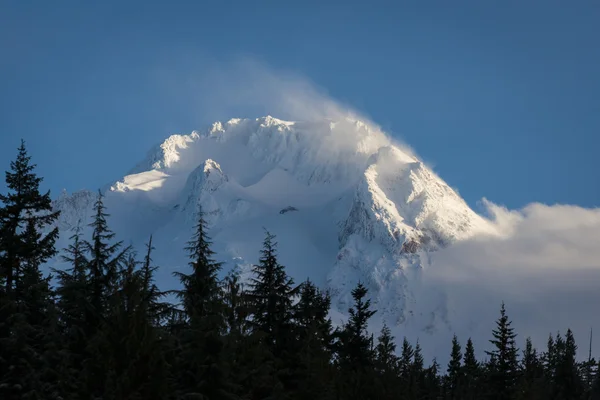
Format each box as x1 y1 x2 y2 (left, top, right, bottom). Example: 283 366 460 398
375 324 400 400
83 191 129 325
95 253 171 400
292 279 335 400
172 211 235 399
335 282 377 400
53 225 91 397
516 337 545 400
446 335 463 400
410 341 426 400
247 230 296 352
485 302 519 400
463 338 480 400
554 329 583 400
0 140 61 399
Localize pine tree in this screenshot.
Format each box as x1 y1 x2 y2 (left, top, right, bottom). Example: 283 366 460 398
247 230 296 352
376 324 399 374
83 191 129 325
463 338 480 400
516 337 545 400
446 335 463 400
411 341 425 400
553 329 583 400
172 211 235 399
485 302 519 400
53 226 91 397
76 193 131 398
375 324 400 399
335 282 377 400
0 140 61 399
424 358 443 400
292 279 335 400
542 333 557 388
95 253 170 400
399 337 415 381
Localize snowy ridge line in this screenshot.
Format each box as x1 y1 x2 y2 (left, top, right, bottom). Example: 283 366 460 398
50 115 499 360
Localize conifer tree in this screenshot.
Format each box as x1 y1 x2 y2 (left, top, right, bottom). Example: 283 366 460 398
0 140 61 399
337 282 377 368
83 191 129 324
247 230 296 352
554 329 583 400
446 335 463 400
293 279 335 400
399 337 415 383
375 324 399 374
516 337 545 400
53 226 90 397
95 253 170 400
335 282 377 400
374 324 400 399
424 358 443 400
463 338 480 400
411 341 426 400
172 211 235 399
485 302 519 400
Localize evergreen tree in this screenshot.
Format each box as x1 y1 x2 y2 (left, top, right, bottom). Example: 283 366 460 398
399 337 415 382
247 230 296 352
172 211 235 399
554 329 583 400
424 358 443 400
244 230 298 398
542 333 557 388
292 279 335 400
375 324 400 399
411 341 425 400
335 282 377 400
463 338 480 400
76 192 130 397
485 302 519 400
375 324 399 374
96 253 170 400
446 335 463 400
516 337 545 400
53 226 90 397
83 191 129 324
0 140 61 399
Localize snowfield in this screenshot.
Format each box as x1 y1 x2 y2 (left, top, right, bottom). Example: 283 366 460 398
49 115 600 364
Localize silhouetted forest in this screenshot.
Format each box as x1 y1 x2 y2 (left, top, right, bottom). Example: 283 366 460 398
1 141 599 399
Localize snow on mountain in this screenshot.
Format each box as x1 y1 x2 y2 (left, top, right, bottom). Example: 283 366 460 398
50 115 499 358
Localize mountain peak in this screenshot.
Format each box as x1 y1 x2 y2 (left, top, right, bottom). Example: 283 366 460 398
52 115 493 339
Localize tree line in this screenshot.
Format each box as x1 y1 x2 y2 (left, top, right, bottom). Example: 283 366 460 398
1 141 599 399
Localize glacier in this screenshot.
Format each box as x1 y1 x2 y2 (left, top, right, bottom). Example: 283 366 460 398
51 115 508 362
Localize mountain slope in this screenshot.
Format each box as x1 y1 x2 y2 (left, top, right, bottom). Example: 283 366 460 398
51 115 497 346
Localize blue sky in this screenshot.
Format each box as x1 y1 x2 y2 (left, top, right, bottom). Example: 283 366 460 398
1 0 599 210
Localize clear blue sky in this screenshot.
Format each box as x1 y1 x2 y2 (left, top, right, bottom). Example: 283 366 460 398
1 0 598 210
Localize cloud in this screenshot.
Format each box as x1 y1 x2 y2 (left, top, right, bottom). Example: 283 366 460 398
419 200 600 360
154 55 357 123
151 55 417 157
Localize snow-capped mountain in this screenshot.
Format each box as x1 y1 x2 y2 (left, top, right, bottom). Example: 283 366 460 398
51 115 499 349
